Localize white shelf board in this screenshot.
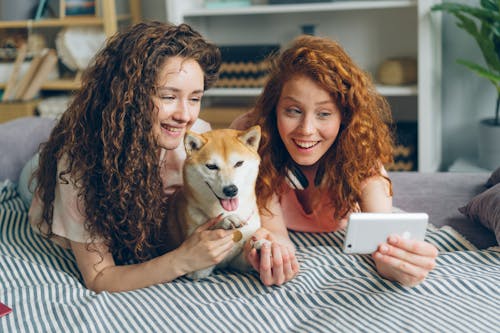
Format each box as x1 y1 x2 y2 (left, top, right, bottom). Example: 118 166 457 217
184 0 417 17
377 84 418 96
205 88 262 97
205 84 417 97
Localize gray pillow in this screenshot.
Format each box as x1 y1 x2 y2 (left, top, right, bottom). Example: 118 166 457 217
0 116 55 182
486 166 500 188
459 183 500 245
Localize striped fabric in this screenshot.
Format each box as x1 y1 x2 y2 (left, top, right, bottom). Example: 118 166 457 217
1 180 499 333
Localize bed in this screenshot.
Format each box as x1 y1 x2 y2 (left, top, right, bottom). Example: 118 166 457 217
1 117 499 332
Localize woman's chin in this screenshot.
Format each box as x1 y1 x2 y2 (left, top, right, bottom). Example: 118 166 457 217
158 136 184 151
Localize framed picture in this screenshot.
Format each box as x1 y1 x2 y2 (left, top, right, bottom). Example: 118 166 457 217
36 0 96 19
64 0 96 16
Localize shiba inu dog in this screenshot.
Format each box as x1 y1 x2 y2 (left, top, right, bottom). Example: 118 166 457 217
166 125 265 280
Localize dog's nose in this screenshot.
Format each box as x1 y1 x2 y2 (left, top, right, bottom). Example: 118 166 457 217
223 185 238 197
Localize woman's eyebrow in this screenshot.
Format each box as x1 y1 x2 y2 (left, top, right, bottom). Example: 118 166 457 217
157 87 204 94
281 96 333 106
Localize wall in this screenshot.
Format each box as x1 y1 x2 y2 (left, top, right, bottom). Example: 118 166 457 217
139 0 166 21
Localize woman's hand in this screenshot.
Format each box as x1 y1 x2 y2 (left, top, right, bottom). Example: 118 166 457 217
244 228 300 286
372 234 438 287
175 215 236 275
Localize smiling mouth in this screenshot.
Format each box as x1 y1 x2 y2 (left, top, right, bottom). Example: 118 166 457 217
161 124 183 132
205 182 239 211
293 140 320 149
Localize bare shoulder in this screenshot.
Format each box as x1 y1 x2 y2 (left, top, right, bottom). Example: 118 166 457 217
360 171 392 213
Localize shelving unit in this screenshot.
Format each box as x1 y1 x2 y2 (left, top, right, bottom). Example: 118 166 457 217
0 0 141 91
166 0 442 172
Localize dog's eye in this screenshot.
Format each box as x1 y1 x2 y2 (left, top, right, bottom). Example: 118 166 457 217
234 161 244 168
205 164 219 170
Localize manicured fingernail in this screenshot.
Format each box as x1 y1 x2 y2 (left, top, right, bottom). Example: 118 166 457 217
388 235 397 244
380 245 388 253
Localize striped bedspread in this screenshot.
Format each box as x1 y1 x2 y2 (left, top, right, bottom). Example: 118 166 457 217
1 180 499 332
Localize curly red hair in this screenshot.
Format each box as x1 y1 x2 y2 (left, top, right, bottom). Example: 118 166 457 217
34 21 221 263
249 35 394 219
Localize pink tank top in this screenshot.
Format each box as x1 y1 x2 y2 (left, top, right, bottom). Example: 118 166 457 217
280 188 347 233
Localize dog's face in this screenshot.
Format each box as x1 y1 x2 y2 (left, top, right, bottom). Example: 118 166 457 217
183 126 261 213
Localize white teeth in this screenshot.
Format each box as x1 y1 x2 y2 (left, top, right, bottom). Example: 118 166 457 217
162 125 182 132
294 140 319 149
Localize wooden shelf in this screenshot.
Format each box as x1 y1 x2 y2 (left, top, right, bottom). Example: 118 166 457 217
0 1 141 94
184 0 417 17
39 78 81 90
0 15 131 29
205 85 417 97
0 78 81 91
169 0 441 171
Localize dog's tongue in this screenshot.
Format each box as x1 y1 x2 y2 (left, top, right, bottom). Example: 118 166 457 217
221 198 239 211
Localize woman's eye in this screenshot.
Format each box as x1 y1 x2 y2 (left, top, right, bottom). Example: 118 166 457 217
161 95 175 101
205 164 219 170
285 108 301 116
234 161 243 168
318 111 332 119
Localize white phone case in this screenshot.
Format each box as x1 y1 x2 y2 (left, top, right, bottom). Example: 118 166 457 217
343 212 429 254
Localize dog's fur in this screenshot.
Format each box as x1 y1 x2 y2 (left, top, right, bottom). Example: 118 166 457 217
166 126 263 279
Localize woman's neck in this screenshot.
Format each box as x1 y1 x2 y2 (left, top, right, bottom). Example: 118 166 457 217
293 163 319 214
298 163 318 185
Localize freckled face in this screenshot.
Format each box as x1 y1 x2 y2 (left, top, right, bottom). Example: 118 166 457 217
276 75 342 166
152 57 204 150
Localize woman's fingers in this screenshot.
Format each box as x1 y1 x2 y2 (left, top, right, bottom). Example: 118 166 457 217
256 242 299 286
373 236 438 286
259 242 273 285
376 244 436 271
247 248 260 271
374 251 429 282
387 235 439 258
282 246 300 281
271 243 285 285
197 214 224 232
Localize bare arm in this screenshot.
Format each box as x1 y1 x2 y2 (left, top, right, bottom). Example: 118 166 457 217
258 194 295 247
73 217 235 293
72 241 185 293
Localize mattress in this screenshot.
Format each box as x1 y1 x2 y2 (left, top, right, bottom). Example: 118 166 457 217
1 180 499 332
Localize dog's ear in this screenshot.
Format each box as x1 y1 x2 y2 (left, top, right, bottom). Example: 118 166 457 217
184 131 206 156
238 125 261 151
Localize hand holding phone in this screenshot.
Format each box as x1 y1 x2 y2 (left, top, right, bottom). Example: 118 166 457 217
343 213 428 254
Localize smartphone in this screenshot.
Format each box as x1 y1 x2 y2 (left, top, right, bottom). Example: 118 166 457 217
0 302 12 318
343 212 428 254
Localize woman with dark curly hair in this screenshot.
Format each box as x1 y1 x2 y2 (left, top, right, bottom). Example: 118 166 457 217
27 21 237 293
232 35 437 287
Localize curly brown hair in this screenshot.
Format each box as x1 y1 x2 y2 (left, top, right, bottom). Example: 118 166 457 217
34 21 221 263
249 35 394 220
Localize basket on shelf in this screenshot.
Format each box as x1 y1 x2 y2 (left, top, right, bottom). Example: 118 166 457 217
215 44 280 89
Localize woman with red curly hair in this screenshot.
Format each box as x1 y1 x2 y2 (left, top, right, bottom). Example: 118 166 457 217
27 21 237 293
232 35 437 287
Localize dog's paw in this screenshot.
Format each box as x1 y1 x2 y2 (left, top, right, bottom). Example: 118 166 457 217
251 239 271 251
186 267 214 280
219 214 246 230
